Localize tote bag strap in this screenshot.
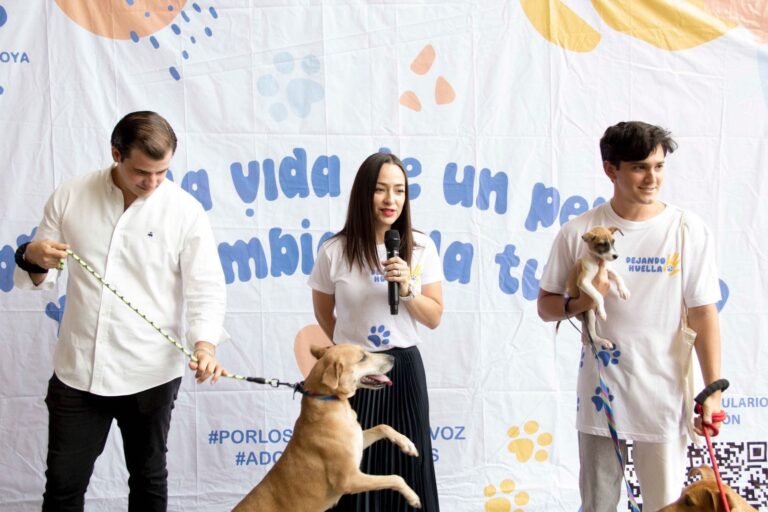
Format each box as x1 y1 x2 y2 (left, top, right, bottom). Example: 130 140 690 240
678 211 704 443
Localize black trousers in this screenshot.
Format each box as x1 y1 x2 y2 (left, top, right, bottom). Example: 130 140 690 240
329 346 440 512
42 373 181 512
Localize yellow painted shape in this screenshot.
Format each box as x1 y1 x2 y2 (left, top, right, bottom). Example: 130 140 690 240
485 497 512 512
508 437 534 462
520 0 601 52
500 479 516 493
55 0 186 39
538 432 553 446
592 0 736 50
523 420 539 435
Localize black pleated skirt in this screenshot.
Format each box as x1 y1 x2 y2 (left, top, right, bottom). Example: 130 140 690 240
329 345 440 512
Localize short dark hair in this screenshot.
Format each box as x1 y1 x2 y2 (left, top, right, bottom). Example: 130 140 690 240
336 152 414 271
600 121 677 167
110 111 177 161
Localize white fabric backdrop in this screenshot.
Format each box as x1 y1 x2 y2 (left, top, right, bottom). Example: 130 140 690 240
1 1 767 510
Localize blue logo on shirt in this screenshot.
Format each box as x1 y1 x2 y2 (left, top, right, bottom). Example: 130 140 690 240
367 325 391 347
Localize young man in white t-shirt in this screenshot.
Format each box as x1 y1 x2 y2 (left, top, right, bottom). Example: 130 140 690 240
537 121 724 511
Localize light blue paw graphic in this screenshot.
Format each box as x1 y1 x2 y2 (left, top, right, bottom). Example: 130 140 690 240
257 52 324 121
596 348 621 367
367 325 391 347
591 386 613 412
45 295 67 335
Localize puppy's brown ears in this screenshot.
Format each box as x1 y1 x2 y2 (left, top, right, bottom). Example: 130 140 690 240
310 345 330 360
608 226 624 236
581 233 595 242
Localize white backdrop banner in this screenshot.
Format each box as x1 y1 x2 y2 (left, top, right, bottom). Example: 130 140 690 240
1 1 767 510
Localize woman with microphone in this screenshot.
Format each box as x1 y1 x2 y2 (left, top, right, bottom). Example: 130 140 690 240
309 151 444 511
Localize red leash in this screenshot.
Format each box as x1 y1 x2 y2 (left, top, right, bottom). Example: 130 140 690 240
695 403 729 512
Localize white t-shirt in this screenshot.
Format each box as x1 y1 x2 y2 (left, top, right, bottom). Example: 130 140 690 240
308 231 442 351
540 202 721 442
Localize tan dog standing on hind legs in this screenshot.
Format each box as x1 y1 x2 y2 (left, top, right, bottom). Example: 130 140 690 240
233 344 422 512
565 226 630 349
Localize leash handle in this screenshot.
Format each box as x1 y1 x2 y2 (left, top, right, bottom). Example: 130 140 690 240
694 403 726 437
694 403 730 512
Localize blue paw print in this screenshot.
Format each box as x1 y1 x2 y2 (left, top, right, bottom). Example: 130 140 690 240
367 325 391 347
45 295 67 335
596 348 621 367
591 386 614 412
257 52 324 121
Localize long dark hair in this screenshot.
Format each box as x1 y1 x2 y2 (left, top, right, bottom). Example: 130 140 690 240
335 152 414 271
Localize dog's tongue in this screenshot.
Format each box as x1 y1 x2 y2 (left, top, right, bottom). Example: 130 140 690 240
369 374 393 386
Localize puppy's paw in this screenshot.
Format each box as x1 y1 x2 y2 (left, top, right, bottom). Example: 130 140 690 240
597 307 607 321
618 287 630 301
599 339 614 350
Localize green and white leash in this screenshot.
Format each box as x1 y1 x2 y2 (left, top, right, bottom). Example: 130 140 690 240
62 249 297 388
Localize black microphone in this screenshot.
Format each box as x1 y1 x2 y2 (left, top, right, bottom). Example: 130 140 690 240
384 229 400 315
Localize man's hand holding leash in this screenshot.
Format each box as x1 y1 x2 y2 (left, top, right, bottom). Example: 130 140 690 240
190 341 229 384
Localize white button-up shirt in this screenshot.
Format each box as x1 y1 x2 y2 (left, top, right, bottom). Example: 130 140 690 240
14 166 227 396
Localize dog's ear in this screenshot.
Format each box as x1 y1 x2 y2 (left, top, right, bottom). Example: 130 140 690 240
608 226 624 237
321 360 343 390
689 465 715 481
310 345 329 360
581 233 595 242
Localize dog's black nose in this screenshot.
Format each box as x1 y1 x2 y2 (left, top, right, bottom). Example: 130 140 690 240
612 254 618 260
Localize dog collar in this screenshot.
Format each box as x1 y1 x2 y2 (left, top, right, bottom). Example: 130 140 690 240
294 382 339 401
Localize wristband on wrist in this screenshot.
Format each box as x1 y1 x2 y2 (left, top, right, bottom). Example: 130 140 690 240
694 378 729 405
15 242 48 274
194 347 215 358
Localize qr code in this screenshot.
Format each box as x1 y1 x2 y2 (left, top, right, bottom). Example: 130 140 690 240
624 441 768 510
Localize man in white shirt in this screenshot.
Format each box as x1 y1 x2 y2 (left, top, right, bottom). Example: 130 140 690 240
13 111 228 512
537 121 724 511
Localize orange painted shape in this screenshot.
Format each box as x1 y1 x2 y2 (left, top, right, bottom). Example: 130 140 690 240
410 44 436 75
400 90 422 111
435 76 455 105
293 325 333 378
705 0 768 43
55 0 186 40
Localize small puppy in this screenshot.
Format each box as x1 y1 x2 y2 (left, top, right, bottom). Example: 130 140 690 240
658 465 758 511
565 226 630 349
233 344 422 512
